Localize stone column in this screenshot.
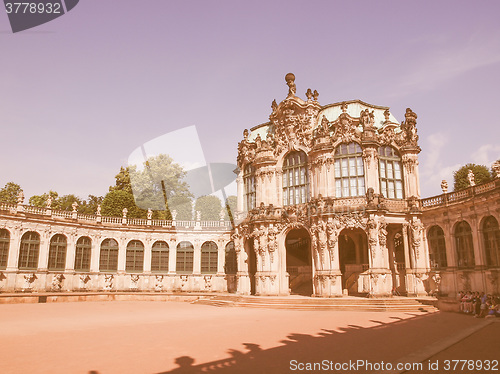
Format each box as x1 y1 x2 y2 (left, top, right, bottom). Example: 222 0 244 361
193 240 201 275
217 240 225 275
168 239 177 274
90 236 100 273
362 147 380 194
64 235 77 272
117 239 127 273
143 240 152 274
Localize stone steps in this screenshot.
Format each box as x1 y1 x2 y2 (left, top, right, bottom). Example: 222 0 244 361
192 295 439 312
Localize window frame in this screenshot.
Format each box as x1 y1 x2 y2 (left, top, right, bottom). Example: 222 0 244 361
428 226 447 269
18 231 40 270
74 236 92 272
99 238 119 272
125 240 144 273
151 240 169 273
282 151 309 206
334 143 365 198
176 241 194 274
48 234 67 271
201 241 218 274
0 229 10 270
378 146 404 199
243 164 256 211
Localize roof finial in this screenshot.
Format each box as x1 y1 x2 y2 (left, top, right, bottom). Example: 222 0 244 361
285 73 296 98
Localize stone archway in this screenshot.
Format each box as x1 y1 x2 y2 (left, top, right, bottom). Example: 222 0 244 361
338 228 369 295
285 228 312 296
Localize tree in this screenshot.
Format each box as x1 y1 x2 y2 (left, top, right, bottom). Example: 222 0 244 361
195 195 222 220
79 195 104 215
0 182 22 204
168 195 193 220
101 190 146 218
224 195 237 221
107 154 192 219
453 163 492 191
29 190 59 208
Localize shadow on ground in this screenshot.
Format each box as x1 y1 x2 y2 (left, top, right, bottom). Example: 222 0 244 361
151 312 465 374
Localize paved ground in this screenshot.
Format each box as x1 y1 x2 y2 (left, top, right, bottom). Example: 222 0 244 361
0 301 498 373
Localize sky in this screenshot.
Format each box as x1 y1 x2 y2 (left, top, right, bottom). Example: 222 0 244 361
1 0 499 202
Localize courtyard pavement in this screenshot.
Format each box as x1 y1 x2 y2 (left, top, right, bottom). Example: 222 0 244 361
0 300 498 373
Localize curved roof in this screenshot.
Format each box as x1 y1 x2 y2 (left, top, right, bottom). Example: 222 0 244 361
319 99 399 129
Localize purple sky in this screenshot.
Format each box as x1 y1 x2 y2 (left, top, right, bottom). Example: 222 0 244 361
1 0 499 201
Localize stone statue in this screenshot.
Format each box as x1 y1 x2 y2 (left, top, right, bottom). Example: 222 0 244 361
196 210 201 221
46 195 52 209
467 169 475 187
219 209 225 220
72 201 78 212
441 180 448 193
492 160 500 178
383 109 390 122
172 210 177 221
285 73 296 97
366 187 375 206
17 190 24 204
305 88 313 100
147 209 153 220
96 204 101 216
122 208 128 218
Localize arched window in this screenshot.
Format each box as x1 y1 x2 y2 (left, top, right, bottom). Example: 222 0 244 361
334 143 365 197
428 226 447 269
151 241 169 272
0 229 10 270
126 240 144 272
224 241 237 275
243 164 256 211
99 238 119 272
283 151 308 205
455 221 475 268
176 241 194 273
379 146 404 199
483 216 500 267
18 231 40 270
48 234 67 271
75 236 91 272
201 241 218 274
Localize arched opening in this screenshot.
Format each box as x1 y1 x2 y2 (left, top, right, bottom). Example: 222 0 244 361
285 228 312 296
338 228 368 295
224 241 237 293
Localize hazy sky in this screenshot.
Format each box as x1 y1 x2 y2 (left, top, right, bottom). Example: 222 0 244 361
1 0 499 201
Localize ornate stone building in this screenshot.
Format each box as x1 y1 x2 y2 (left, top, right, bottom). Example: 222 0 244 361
421 173 500 296
234 73 429 297
2 74 497 299
0 200 235 293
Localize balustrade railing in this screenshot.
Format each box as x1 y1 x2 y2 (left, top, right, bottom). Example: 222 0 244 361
421 179 499 208
0 201 230 230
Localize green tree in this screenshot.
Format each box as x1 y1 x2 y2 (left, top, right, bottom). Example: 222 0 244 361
195 195 222 220
29 190 59 208
79 195 104 214
168 195 193 220
453 163 492 191
0 182 22 204
57 194 83 211
110 166 133 194
224 195 237 221
101 190 146 218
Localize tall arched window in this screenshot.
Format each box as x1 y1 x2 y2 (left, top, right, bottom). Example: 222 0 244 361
18 231 40 270
283 151 308 205
428 226 447 269
151 241 169 272
379 146 404 199
126 240 144 272
483 216 500 267
225 241 237 275
455 221 475 268
48 234 67 271
243 164 256 211
75 236 91 272
176 241 194 273
99 238 119 272
0 229 10 270
334 143 365 197
201 241 218 274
